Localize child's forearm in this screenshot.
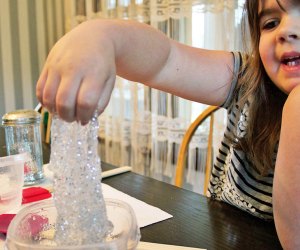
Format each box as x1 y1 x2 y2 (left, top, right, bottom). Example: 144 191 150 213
96 19 172 84
274 86 300 250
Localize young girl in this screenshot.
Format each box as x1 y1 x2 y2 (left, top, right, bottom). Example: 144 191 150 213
36 0 300 248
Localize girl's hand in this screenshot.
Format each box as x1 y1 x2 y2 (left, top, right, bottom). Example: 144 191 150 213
36 21 116 124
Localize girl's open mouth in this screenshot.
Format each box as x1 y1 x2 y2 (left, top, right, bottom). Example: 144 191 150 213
281 56 300 66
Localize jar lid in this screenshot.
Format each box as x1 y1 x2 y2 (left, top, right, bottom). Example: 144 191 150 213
2 109 41 125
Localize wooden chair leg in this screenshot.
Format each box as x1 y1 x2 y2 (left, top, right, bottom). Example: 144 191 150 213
203 113 214 195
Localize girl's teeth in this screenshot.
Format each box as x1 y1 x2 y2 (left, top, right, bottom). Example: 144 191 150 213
287 60 300 66
287 61 296 66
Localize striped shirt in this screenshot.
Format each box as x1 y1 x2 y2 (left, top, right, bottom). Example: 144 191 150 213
207 52 274 220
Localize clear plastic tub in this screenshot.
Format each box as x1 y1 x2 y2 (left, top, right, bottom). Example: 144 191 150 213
5 199 141 250
0 153 30 214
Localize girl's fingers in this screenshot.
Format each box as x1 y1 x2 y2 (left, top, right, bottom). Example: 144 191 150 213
36 67 48 105
95 75 116 116
55 75 82 122
41 69 61 113
76 74 115 124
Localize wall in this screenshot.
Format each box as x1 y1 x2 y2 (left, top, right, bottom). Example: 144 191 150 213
0 0 66 118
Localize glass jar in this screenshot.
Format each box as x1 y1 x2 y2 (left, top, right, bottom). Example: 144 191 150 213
2 109 44 185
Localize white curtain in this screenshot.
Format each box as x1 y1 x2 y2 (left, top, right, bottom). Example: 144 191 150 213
64 0 245 194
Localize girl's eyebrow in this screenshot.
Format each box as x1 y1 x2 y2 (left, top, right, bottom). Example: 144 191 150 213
258 7 280 22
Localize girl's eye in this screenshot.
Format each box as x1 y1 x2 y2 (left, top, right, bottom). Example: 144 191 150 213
261 19 279 30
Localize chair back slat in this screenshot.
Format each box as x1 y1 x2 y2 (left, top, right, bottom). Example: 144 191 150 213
175 105 219 193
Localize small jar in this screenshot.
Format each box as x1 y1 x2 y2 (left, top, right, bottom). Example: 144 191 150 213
2 109 44 185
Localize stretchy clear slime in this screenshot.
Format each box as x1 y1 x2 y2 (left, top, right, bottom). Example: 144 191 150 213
5 115 140 250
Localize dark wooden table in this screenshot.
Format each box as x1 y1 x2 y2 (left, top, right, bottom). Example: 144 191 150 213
102 161 282 250
0 131 282 250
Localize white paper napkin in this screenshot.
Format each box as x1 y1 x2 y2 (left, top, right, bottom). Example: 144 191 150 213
102 183 172 227
137 242 205 250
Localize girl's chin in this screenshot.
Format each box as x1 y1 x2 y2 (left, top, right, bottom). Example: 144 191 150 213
281 82 300 95
274 71 300 94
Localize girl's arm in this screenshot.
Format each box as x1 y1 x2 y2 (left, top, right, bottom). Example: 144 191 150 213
273 85 300 249
36 19 233 123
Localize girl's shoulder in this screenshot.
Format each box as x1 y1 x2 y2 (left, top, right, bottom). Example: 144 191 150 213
221 51 248 110
283 85 300 121
285 85 300 108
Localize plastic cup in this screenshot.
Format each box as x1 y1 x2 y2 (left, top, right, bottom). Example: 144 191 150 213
0 153 30 214
5 198 141 250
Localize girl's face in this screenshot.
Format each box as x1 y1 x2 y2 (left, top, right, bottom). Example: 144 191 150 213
258 0 300 94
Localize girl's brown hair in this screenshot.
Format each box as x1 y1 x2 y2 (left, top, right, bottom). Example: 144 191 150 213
234 0 287 175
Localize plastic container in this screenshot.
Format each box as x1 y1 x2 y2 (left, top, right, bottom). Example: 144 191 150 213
2 109 44 185
5 199 141 250
0 153 30 214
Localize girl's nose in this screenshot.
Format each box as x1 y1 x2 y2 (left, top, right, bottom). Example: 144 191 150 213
276 18 299 43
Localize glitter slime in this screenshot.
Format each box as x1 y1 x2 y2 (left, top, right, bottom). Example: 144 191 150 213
50 115 112 245
5 115 140 250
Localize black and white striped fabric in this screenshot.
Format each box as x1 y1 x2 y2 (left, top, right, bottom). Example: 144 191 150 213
207 52 274 220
